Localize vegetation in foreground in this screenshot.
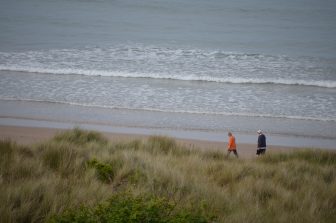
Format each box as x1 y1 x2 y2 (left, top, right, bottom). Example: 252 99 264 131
0 128 335 223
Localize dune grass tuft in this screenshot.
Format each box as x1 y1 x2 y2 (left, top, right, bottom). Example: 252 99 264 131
53 127 108 146
259 149 336 165
0 128 335 223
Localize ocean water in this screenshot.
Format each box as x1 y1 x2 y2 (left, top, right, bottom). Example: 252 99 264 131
0 0 336 141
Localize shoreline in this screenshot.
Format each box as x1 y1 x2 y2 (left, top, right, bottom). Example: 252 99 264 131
1 100 335 150
1 114 336 149
0 124 326 159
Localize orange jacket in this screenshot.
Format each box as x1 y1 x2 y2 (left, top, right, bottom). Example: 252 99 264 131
228 135 237 151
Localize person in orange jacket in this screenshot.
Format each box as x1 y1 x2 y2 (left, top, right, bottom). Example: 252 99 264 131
227 132 238 158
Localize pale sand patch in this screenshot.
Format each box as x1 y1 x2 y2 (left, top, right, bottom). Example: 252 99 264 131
0 125 295 158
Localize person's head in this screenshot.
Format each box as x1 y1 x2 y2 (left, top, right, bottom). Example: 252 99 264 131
257 130 262 135
228 132 232 137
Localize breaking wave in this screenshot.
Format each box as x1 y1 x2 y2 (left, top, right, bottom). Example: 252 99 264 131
1 45 336 88
1 66 336 88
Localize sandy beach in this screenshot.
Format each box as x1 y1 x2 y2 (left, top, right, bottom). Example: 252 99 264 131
1 1 335 222
0 125 298 158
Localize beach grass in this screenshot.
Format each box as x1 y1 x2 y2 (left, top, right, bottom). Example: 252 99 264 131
0 129 335 222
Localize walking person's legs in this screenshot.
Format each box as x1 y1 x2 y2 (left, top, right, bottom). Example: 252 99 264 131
256 148 260 156
227 150 238 158
256 147 266 156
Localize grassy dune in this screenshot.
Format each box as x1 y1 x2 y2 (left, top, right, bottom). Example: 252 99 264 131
0 128 335 222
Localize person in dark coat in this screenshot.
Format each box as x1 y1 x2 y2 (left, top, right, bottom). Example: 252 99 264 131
256 130 266 156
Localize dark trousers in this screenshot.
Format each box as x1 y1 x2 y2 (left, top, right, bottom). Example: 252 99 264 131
256 148 266 155
227 150 238 158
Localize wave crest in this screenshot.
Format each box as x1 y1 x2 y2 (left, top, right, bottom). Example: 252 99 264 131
1 45 336 88
1 65 335 88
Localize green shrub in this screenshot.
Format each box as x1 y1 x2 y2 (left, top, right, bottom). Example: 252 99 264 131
49 193 208 223
49 206 97 223
88 159 123 183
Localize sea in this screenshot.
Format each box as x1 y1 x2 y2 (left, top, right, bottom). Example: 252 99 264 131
0 0 336 148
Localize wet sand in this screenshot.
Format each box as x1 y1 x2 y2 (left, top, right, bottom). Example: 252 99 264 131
1 100 336 149
0 125 297 158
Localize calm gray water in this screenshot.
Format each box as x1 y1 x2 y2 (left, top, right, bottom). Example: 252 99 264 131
0 0 336 141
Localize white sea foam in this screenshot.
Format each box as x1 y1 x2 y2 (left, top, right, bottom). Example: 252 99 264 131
1 65 335 88
1 45 335 124
1 45 335 88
